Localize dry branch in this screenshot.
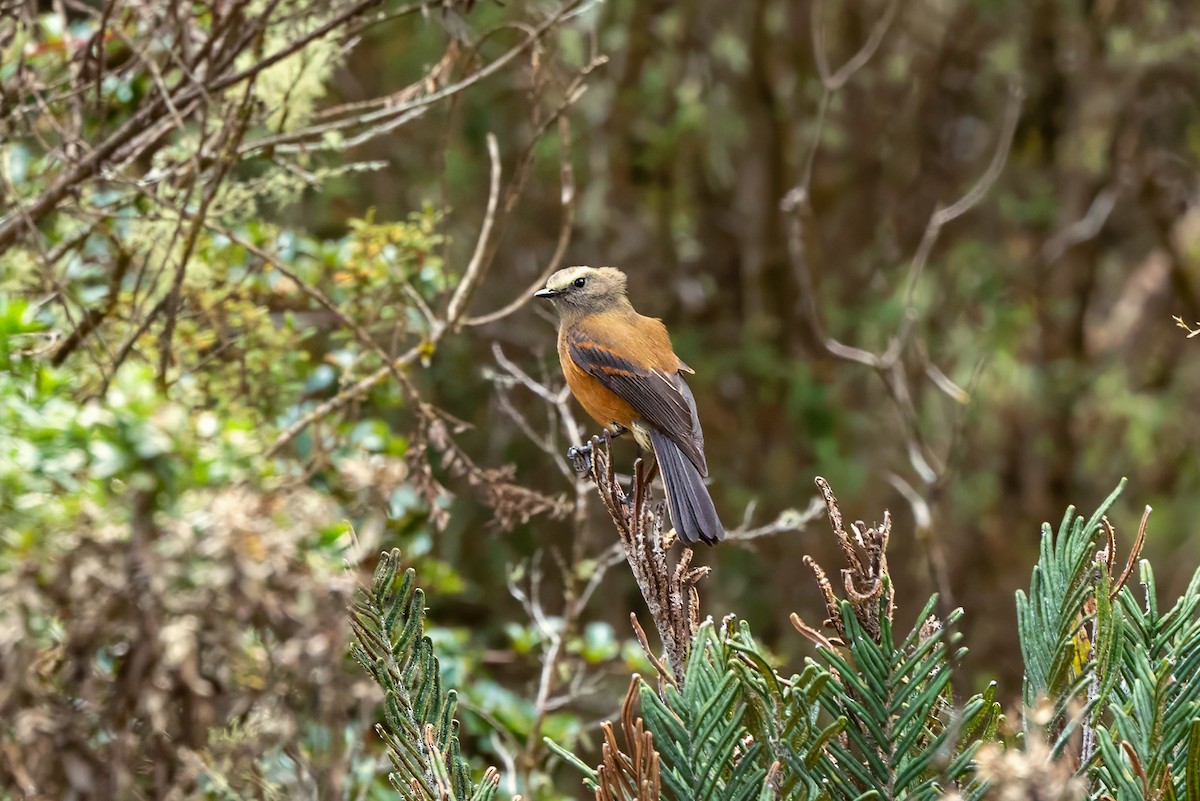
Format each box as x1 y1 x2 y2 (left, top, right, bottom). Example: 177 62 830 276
593 677 662 801
572 435 707 685
0 0 386 251
781 0 1025 614
792 477 894 648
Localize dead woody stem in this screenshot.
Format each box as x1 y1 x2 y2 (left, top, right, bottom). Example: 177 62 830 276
792 476 895 648
573 435 707 686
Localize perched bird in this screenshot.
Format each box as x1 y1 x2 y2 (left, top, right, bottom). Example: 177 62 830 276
534 266 724 545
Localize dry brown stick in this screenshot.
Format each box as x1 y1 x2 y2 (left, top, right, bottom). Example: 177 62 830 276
453 54 605 328
576 437 707 686
466 57 608 327
93 293 171 398
629 614 677 689
723 496 825 546
0 146 82 321
492 341 637 782
0 0 384 251
783 7 1024 614
50 249 131 367
811 0 902 92
799 0 901 193
63 0 198 153
156 79 257 387
784 84 1023 370
239 63 443 155
123 164 499 485
246 0 588 159
267 10 594 453
266 342 424 457
466 114 579 327
893 83 1024 352
444 133 503 325
374 0 588 130
593 676 661 800
1110 505 1151 600
793 477 894 647
210 225 415 390
265 129 503 456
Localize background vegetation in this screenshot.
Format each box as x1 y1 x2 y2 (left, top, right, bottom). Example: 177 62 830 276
1 0 1198 797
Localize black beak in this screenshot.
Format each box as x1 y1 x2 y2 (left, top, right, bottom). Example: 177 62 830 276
533 288 558 299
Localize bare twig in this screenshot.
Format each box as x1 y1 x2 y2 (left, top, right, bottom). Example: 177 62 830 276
491 343 571 406
268 22 595 452
723 496 825 546
445 133 503 326
1175 316 1200 338
466 57 607 327
811 0 902 92
456 55 606 328
792 477 894 647
784 4 1024 610
592 676 663 799
267 130 504 456
1044 193 1121 266
157 80 258 387
50 249 131 366
489 340 643 781
0 0 386 251
467 114 579 327
785 83 1024 370
895 84 1024 347
1109 506 1151 602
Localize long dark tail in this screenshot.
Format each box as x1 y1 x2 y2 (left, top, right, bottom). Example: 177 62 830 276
648 428 724 546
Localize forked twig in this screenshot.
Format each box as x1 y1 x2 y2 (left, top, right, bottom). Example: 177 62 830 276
792 477 895 647
593 676 662 800
783 0 1024 615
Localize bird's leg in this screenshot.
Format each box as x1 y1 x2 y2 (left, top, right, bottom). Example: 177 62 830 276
567 439 594 475
567 424 627 475
633 447 659 518
603 427 642 513
642 458 659 486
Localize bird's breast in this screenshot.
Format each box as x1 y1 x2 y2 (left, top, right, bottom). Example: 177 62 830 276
558 333 638 430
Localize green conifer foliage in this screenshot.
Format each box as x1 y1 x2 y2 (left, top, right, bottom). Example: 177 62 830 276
351 549 501 801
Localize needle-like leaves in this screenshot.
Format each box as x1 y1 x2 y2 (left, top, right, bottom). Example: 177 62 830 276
809 593 999 801
351 549 500 801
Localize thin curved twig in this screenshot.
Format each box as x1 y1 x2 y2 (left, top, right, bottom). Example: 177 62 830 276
811 0 903 92
466 112 580 327
267 130 503 456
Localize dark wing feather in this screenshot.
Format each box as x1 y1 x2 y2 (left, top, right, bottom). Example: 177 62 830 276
566 327 708 475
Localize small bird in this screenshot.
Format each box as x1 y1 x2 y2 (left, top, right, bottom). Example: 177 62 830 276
535 266 724 545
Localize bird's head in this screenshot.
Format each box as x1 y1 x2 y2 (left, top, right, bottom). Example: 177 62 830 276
534 266 629 316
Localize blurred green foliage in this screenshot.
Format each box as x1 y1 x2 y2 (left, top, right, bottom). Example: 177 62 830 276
0 298 373 796
364 481 1200 801
369 0 1200 692
3 0 1200 797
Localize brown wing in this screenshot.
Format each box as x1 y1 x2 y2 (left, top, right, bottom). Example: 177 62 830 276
566 323 708 475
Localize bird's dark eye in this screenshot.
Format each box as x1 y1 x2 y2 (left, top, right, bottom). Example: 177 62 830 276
573 277 587 288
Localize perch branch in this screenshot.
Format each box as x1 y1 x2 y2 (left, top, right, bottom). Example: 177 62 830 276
575 435 707 686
